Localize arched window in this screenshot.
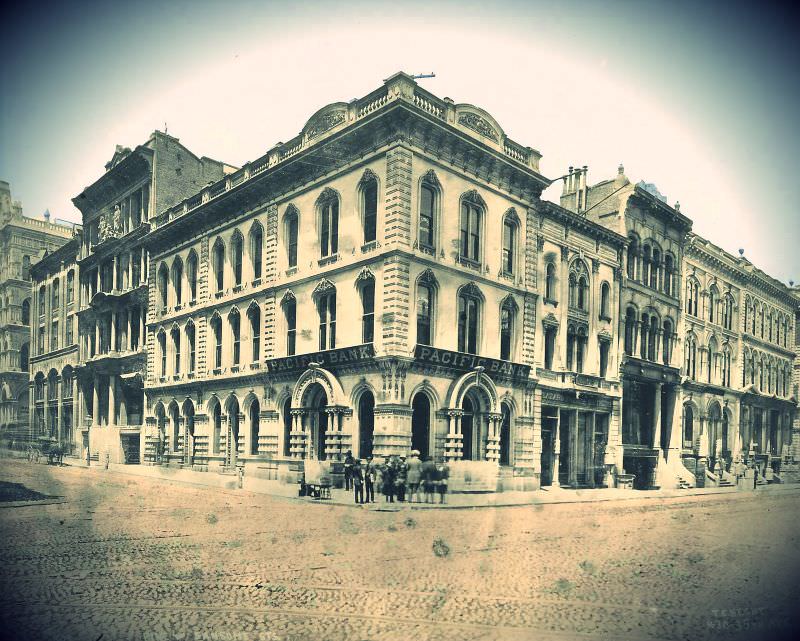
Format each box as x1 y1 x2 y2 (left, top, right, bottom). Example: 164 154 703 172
186 321 196 373
51 279 60 309
569 260 589 311
457 286 481 354
419 181 436 249
600 282 611 319
502 211 518 275
744 296 750 333
249 222 263 280
318 191 339 258
685 335 697 379
158 264 169 307
187 250 198 302
358 390 375 459
499 297 517 361
707 337 717 384
22 255 31 279
230 308 241 366
284 207 299 268
416 282 434 346
640 313 649 360
283 295 297 356
545 263 556 301
171 257 183 306
21 299 30 325
650 247 661 290
642 244 652 286
157 329 167 377
250 399 260 455
282 397 292 457
544 325 557 370
360 279 375 344
624 307 637 355
19 342 29 370
662 319 672 365
722 294 733 330
708 285 718 323
648 315 658 361
210 314 222 369
683 405 694 445
686 278 699 316
231 232 243 287
212 401 222 454
576 326 587 373
248 304 261 362
361 174 378 244
66 271 75 304
38 285 45 316
212 239 225 292
318 290 336 350
171 326 181 374
459 193 483 263
766 310 773 342
627 236 639 280
664 253 675 296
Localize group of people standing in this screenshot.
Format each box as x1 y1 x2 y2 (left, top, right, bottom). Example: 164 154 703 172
344 450 449 505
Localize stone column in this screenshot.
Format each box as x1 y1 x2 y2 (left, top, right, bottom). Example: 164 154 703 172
72 374 80 446
110 311 117 352
568 411 578 487
290 409 306 459
108 375 116 428
112 256 118 291
126 309 132 351
28 382 34 439
56 376 63 443
444 410 463 462
92 375 99 427
486 413 501 463
552 409 561 488
558 246 570 367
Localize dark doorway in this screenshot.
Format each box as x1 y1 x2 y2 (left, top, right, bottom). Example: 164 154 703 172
411 393 431 459
500 403 512 466
462 396 474 460
358 391 375 459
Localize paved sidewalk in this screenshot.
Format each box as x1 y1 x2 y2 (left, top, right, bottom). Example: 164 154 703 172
39 453 800 509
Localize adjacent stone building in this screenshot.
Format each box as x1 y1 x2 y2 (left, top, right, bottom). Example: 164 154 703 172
0 181 73 443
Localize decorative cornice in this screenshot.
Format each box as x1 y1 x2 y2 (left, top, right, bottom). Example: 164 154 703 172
457 112 499 142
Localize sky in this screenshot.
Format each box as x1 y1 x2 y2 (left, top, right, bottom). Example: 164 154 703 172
1 0 798 283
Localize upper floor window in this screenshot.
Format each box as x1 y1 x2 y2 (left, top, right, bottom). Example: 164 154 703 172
171 257 183 306
459 193 484 264
38 285 46 316
662 319 673 365
419 182 436 248
600 282 611 319
318 190 339 258
230 308 241 366
51 279 59 309
186 321 196 373
231 232 244 287
650 247 661 290
210 314 223 369
626 236 639 280
248 304 261 362
317 290 337 350
249 222 263 281
22 255 31 279
285 206 299 268
624 307 637 355
545 263 557 301
543 325 556 370
568 260 589 311
21 299 30 325
158 264 169 307
684 335 697 379
66 271 75 304
664 253 675 297
721 294 733 330
457 285 481 354
599 339 610 377
499 297 517 361
171 326 181 374
360 173 378 244
283 294 297 356
212 239 225 292
157 330 167 377
708 285 719 323
686 278 699 317
502 210 519 275
361 280 375 344
187 251 198 301
417 283 434 346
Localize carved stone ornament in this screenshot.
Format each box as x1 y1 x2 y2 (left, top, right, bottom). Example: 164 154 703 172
418 268 438 288
503 207 520 225
355 266 375 284
592 258 600 274
358 168 379 189
542 312 559 328
305 110 346 140
461 189 487 209
500 293 519 312
280 290 296 306
312 278 336 298
536 235 545 251
457 112 499 142
315 187 340 207
421 169 442 189
560 245 570 261
460 281 483 299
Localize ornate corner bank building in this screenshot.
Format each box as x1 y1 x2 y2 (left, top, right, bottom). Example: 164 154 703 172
29 73 800 492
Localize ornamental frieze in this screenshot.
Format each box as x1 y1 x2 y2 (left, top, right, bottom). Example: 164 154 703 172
305 110 346 140
457 112 499 142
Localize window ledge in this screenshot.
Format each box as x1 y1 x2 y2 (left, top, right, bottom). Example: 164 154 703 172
543 297 558 307
252 278 262 288
418 243 436 257
250 362 261 370
212 368 223 376
172 374 181 381
361 241 379 253
230 365 240 374
457 256 481 270
214 291 225 299
232 284 243 294
187 372 195 380
188 300 197 307
285 267 298 277
599 314 612 322
318 254 340 267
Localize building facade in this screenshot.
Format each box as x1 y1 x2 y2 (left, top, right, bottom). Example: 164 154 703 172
0 181 73 443
67 133 232 463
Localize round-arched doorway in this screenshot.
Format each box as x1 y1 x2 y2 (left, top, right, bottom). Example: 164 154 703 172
411 392 431 460
305 383 329 460
358 391 374 459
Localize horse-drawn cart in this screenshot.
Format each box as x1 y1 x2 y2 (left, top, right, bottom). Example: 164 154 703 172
27 438 65 465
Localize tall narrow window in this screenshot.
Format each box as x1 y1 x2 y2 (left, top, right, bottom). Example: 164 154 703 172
320 196 339 257
249 222 263 280
544 326 556 369
230 309 241 366
285 209 299 268
231 232 243 286
600 282 610 319
248 304 261 362
459 197 482 263
566 326 576 370
457 289 480 354
627 237 639 280
186 322 196 373
318 291 336 350
362 178 377 244
576 327 587 373
172 258 183 306
284 297 297 355
211 315 222 369
21 299 30 325
419 183 435 248
545 263 557 301
417 284 433 346
662 319 673 365
187 251 198 301
650 248 661 290
502 217 517 275
685 336 696 379
664 254 674 296
51 279 60 309
361 281 375 344
158 264 168 307
500 298 515 361
213 240 225 292
599 340 609 377
158 331 167 377
171 327 181 374
624 307 636 355
66 271 75 304
569 260 590 311
38 285 45 316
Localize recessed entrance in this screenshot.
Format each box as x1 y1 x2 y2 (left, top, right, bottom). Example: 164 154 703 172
411 392 431 460
305 383 328 460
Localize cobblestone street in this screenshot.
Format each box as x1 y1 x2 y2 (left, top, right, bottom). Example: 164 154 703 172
1 460 799 641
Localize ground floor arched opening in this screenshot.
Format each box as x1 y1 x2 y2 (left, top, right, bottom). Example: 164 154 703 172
411 392 431 460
